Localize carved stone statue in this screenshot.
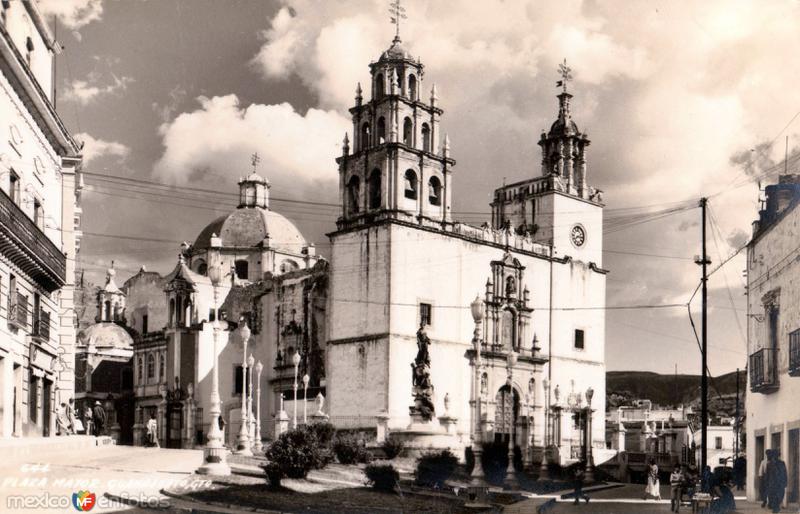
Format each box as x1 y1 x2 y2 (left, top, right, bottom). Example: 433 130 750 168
410 325 435 421
315 392 325 415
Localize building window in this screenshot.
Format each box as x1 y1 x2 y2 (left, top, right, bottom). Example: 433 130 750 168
234 365 249 395
715 437 722 450
420 302 432 327
404 170 418 200
33 198 43 229
147 353 155 380
159 355 165 380
428 176 442 206
408 74 417 100
168 298 175 326
374 74 385 100
574 329 585 350
403 117 413 146
142 313 148 334
377 117 386 143
9 169 20 204
137 357 143 382
421 123 431 152
234 260 248 280
368 169 381 210
347 176 360 215
360 122 370 150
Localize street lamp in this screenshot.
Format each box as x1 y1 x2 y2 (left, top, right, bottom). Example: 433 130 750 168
466 295 489 508
247 353 255 444
539 378 550 480
584 387 595 482
302 374 310 424
292 352 301 429
254 361 263 452
504 351 519 490
235 321 252 456
197 262 231 476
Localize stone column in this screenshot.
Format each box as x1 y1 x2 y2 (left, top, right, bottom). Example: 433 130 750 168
376 411 390 443
132 406 144 446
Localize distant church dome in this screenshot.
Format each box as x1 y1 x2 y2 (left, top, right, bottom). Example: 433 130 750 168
193 209 307 252
549 117 579 136
380 36 413 61
79 322 134 350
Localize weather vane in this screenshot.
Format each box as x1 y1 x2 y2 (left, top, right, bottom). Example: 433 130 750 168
389 0 407 40
556 59 573 93
250 152 261 172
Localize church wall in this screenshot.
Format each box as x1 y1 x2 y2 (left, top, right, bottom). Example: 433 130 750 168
327 336 390 421
123 272 168 334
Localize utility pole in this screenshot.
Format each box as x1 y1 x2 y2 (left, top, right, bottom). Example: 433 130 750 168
699 197 710 471
735 368 740 456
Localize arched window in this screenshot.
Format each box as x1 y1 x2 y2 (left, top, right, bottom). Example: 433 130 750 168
169 298 175 326
176 296 183 325
404 170 418 200
368 169 382 210
396 71 403 92
104 301 111 321
347 176 360 215
360 122 370 150
375 74 385 100
147 353 155 380
377 117 386 144
421 123 431 152
408 74 417 100
194 259 208 276
137 356 143 382
403 117 413 146
159 354 165 380
428 176 442 206
501 309 516 351
234 260 249 280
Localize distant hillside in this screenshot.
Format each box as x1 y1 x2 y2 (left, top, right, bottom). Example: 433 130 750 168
607 370 745 416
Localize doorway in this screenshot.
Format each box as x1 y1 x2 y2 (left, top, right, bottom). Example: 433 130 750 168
166 402 183 448
789 429 799 504
42 379 51 437
494 385 520 449
756 435 765 502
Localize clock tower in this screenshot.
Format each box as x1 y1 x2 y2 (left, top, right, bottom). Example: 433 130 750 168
490 61 603 263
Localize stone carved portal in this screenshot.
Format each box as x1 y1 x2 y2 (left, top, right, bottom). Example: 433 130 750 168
494 385 519 447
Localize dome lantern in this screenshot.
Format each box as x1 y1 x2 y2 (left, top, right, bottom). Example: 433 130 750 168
239 153 270 209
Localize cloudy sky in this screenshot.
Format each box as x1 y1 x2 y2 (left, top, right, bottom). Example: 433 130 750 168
41 0 800 377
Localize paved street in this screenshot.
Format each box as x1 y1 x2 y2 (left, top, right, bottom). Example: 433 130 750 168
0 444 211 513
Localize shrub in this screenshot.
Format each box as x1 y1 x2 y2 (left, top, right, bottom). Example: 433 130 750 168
365 464 400 492
264 462 283 488
264 426 327 480
415 450 459 488
333 433 371 465
308 422 336 446
381 437 404 460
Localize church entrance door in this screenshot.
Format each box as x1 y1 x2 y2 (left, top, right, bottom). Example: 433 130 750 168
166 402 183 449
494 385 519 449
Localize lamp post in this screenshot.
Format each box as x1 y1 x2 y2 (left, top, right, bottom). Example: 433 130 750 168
302 374 310 425
196 263 231 476
504 350 519 490
584 387 595 482
469 296 486 485
292 352 301 429
235 321 252 456
539 378 550 479
254 361 263 452
247 353 255 443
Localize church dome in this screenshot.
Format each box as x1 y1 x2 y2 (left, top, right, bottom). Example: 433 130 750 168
549 117 579 136
380 37 413 61
193 208 307 252
79 322 134 350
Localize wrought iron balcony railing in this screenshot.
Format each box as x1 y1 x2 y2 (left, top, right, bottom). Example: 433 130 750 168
32 309 50 342
0 188 65 292
789 330 800 377
750 347 779 393
7 292 28 330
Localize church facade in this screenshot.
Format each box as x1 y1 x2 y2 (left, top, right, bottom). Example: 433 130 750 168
326 36 607 466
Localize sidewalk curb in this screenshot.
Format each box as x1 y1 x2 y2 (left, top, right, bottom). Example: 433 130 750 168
160 488 284 514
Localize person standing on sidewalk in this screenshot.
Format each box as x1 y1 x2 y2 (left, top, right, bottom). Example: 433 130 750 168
669 463 683 512
759 450 770 508
766 450 788 513
572 465 590 505
645 459 661 500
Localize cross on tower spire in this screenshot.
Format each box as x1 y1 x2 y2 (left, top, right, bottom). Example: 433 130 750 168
250 152 261 172
556 59 573 93
389 0 407 41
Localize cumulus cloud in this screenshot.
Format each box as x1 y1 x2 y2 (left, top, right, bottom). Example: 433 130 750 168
76 132 130 165
38 0 103 30
63 72 134 105
152 95 350 187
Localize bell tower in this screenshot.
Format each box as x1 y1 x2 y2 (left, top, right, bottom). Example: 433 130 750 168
335 29 455 229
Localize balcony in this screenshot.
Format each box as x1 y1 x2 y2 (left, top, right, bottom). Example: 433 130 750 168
790 331 800 377
0 188 65 291
32 310 50 342
7 292 28 330
750 347 779 393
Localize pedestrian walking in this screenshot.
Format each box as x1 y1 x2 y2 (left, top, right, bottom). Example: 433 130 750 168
670 463 683 512
572 464 590 504
146 413 159 447
644 459 661 500
766 449 788 513
759 450 770 508
65 398 76 433
92 401 106 436
732 454 746 491
83 405 93 435
56 403 72 435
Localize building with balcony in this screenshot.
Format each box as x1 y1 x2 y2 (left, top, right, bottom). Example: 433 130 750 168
745 174 800 507
0 0 82 438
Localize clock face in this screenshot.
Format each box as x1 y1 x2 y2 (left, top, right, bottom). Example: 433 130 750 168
571 225 586 247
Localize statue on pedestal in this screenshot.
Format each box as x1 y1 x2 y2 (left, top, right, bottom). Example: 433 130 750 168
410 324 435 421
